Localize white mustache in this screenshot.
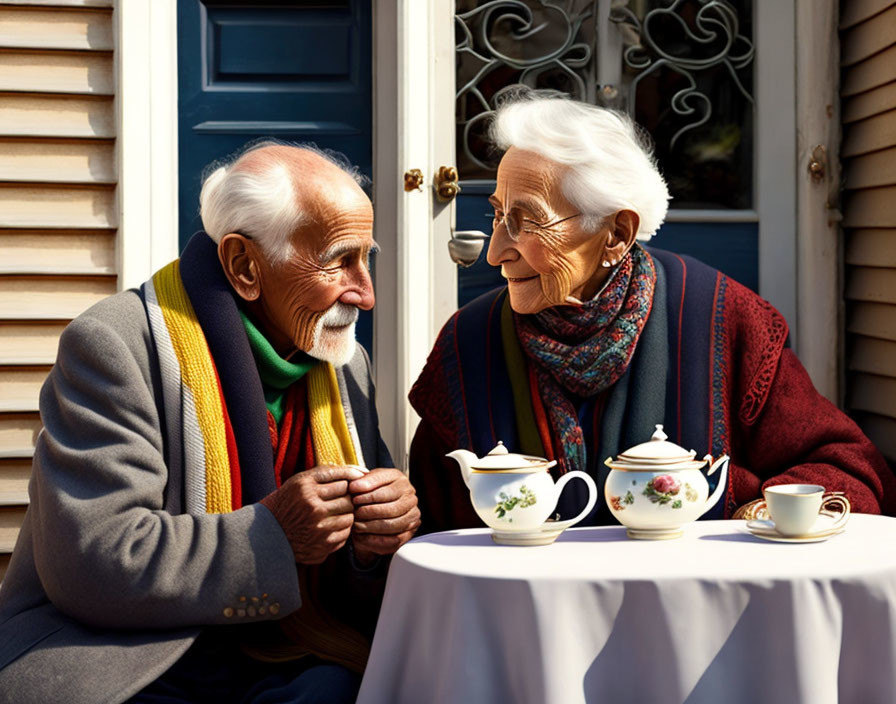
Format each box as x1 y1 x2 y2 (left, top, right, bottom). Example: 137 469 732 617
319 302 359 328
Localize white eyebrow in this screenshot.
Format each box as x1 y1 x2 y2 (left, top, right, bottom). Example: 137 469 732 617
319 240 380 264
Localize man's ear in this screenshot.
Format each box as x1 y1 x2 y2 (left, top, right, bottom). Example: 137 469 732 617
218 233 261 302
603 209 640 264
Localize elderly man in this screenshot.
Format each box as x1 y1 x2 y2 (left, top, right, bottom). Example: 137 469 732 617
409 94 895 533
0 144 419 703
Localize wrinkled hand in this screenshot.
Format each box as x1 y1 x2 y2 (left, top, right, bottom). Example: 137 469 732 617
260 465 365 565
349 469 421 564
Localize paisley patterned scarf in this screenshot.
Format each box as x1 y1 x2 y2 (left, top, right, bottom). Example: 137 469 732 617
514 245 656 473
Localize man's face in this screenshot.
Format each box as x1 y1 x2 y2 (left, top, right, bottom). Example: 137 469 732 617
252 174 376 365
487 147 608 314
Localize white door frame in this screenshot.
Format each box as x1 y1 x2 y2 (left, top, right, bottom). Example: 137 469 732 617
794 0 840 402
372 0 456 467
755 0 798 349
753 0 841 401
115 0 180 290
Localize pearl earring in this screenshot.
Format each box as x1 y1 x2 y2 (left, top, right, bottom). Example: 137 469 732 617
601 260 611 268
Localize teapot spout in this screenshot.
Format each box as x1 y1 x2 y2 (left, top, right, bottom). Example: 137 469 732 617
701 454 730 517
446 449 478 488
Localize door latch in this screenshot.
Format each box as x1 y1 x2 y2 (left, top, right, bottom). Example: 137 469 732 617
808 145 827 183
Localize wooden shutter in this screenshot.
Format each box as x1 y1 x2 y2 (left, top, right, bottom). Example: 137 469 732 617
841 0 896 463
0 0 116 581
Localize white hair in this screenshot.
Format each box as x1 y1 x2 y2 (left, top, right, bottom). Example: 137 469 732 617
490 95 670 240
198 141 366 262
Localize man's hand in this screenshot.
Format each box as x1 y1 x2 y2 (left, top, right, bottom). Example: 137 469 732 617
349 468 421 564
260 465 364 565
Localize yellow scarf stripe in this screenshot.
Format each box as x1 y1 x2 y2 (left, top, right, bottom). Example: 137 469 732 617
308 362 358 466
153 260 233 513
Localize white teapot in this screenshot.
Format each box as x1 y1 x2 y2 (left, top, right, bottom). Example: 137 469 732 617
604 425 730 539
448 443 597 545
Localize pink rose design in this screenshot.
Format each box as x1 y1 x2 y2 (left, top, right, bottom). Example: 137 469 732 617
652 474 680 494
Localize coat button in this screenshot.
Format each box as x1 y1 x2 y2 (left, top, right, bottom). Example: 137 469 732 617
223 607 234 618
269 603 280 615
237 608 246 617
247 606 257 617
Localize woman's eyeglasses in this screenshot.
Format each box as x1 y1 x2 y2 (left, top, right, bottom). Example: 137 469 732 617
491 210 582 241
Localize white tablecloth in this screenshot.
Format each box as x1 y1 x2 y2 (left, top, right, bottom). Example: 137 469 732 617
357 515 896 704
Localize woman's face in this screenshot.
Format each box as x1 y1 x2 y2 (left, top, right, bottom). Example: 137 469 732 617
486 147 610 314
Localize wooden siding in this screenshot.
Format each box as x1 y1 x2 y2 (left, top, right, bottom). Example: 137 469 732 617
0 1 116 574
841 0 896 462
0 321 67 364
0 140 115 183
0 414 41 457
0 6 113 50
0 49 113 94
0 460 30 505
0 506 27 552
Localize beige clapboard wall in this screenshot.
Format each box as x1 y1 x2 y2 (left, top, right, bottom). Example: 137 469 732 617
0 0 117 581
841 0 896 462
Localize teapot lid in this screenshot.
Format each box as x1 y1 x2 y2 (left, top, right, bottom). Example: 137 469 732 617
617 425 696 463
471 442 556 471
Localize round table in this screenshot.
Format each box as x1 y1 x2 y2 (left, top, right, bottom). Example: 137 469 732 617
357 515 896 704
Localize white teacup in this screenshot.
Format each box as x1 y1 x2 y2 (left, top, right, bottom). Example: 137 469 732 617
763 484 850 537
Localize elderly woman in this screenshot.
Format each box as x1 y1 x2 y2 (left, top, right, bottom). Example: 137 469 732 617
408 95 895 532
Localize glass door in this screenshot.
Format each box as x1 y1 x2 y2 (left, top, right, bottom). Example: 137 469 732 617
444 0 796 336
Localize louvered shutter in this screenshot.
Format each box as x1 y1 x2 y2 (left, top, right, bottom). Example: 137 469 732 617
841 0 896 463
0 0 116 581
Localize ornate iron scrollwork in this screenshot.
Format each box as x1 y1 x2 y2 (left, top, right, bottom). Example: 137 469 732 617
611 0 754 148
456 0 598 174
455 0 755 202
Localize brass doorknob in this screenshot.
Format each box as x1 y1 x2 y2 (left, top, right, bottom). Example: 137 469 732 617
404 169 424 192
435 166 460 202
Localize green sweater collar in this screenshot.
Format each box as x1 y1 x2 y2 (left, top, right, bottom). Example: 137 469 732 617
239 310 314 389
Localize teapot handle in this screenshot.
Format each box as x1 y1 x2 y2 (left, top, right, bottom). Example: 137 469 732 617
548 471 598 531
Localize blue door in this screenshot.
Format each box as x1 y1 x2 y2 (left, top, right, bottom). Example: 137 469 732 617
177 0 373 348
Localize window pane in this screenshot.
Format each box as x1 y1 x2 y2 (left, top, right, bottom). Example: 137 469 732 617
620 0 754 209
455 0 755 209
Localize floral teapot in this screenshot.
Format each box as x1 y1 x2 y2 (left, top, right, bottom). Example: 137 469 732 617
448 443 597 545
604 425 730 539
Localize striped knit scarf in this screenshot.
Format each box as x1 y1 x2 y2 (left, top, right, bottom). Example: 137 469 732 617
514 245 656 473
143 259 361 515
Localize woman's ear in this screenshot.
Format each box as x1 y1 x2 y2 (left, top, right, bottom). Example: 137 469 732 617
218 233 261 301
602 209 640 265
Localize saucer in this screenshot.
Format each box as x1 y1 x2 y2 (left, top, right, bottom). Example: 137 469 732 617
746 512 848 543
491 522 567 546
744 527 845 544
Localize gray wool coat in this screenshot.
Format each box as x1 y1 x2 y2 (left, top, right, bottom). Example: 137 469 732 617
0 289 392 704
